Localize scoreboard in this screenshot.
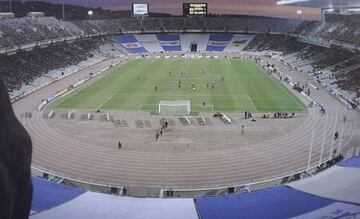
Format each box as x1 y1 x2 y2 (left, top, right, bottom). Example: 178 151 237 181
132 3 149 16
183 3 208 16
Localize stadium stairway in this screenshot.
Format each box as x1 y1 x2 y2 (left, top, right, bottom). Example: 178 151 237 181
180 33 210 52
30 156 360 219
134 34 164 53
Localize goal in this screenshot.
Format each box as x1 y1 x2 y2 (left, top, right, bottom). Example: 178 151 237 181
158 100 191 115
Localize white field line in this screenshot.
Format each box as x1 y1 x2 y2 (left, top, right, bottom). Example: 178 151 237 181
248 96 258 112
96 93 115 110
193 104 214 111
137 104 143 111
269 77 306 111
71 93 254 98
255 64 307 112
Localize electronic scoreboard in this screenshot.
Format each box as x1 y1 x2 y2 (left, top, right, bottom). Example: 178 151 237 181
183 3 208 16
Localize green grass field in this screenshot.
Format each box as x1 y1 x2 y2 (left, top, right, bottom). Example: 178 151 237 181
52 59 307 115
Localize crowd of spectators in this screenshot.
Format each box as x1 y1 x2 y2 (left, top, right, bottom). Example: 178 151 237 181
0 16 310 49
0 17 72 48
312 47 353 70
246 33 359 103
0 38 105 92
204 17 228 31
245 34 308 55
297 14 360 45
336 68 360 97
141 18 163 31
330 57 360 74
1 14 359 103
161 17 185 31
184 17 205 31
248 35 354 72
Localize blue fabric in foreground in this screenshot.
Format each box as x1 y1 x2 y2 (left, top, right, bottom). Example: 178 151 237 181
338 156 360 168
195 186 334 219
31 177 86 212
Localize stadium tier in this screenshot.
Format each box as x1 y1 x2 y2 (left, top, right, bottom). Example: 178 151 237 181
0 15 359 105
2 8 360 219
113 33 253 53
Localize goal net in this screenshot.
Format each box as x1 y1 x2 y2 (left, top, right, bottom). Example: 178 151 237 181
158 100 191 115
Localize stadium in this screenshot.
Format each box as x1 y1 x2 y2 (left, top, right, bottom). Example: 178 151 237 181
0 0 360 218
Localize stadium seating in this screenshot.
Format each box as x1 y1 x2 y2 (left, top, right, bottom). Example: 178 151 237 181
162 17 184 31
142 18 163 32
114 35 148 53
245 33 360 106
184 17 205 31
223 35 255 52
2 12 360 218
301 14 360 45
0 37 125 98
0 17 71 48
156 34 182 52
1 15 359 106
204 17 228 31
134 34 164 52
206 34 233 52
0 16 308 50
180 34 210 52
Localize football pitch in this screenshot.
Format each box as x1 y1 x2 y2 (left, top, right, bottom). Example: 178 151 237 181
53 59 307 115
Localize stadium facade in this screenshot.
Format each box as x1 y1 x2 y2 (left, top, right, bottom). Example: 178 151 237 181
1 1 360 218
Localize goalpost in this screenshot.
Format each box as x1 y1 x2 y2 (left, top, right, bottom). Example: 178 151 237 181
158 100 191 115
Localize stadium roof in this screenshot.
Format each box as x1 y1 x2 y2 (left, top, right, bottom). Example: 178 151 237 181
277 0 360 9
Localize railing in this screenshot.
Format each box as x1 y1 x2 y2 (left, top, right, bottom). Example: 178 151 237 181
31 150 351 198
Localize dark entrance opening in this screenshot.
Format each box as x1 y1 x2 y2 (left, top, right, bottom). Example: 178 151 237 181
191 43 197 52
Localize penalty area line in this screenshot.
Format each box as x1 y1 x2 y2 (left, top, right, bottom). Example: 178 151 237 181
248 96 258 112
96 93 115 111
